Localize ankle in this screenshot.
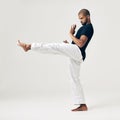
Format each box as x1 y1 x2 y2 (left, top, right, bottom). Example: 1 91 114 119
25 44 31 51
81 104 88 110
81 104 87 106
27 44 31 50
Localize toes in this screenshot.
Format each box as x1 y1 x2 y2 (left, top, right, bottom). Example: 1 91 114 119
17 40 21 45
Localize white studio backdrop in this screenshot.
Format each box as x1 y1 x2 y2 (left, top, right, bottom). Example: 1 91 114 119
0 0 120 99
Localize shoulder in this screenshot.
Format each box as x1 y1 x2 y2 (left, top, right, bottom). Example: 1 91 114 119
81 24 94 38
84 23 93 29
83 24 94 34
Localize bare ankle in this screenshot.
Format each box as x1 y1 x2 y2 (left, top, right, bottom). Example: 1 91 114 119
24 44 31 52
27 44 31 50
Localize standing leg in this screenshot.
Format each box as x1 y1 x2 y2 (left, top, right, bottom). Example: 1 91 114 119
69 59 88 111
69 58 85 104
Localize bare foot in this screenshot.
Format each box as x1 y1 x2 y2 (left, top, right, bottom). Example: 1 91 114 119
71 104 88 112
17 40 31 52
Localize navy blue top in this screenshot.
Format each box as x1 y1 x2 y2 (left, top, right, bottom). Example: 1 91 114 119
71 23 94 60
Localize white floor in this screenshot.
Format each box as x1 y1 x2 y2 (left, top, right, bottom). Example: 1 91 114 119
0 91 120 120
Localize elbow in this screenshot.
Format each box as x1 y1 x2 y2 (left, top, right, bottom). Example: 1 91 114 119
78 42 84 48
78 44 82 48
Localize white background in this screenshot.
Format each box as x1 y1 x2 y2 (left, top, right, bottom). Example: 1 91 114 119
0 0 120 120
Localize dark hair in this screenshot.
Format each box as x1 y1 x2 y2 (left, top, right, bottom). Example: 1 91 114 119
78 9 90 16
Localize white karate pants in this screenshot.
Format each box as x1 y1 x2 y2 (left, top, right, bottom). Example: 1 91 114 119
31 42 85 105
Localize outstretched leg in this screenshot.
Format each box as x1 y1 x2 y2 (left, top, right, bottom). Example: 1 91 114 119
17 40 83 61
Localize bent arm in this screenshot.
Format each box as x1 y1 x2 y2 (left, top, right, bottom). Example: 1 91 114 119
70 34 88 48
